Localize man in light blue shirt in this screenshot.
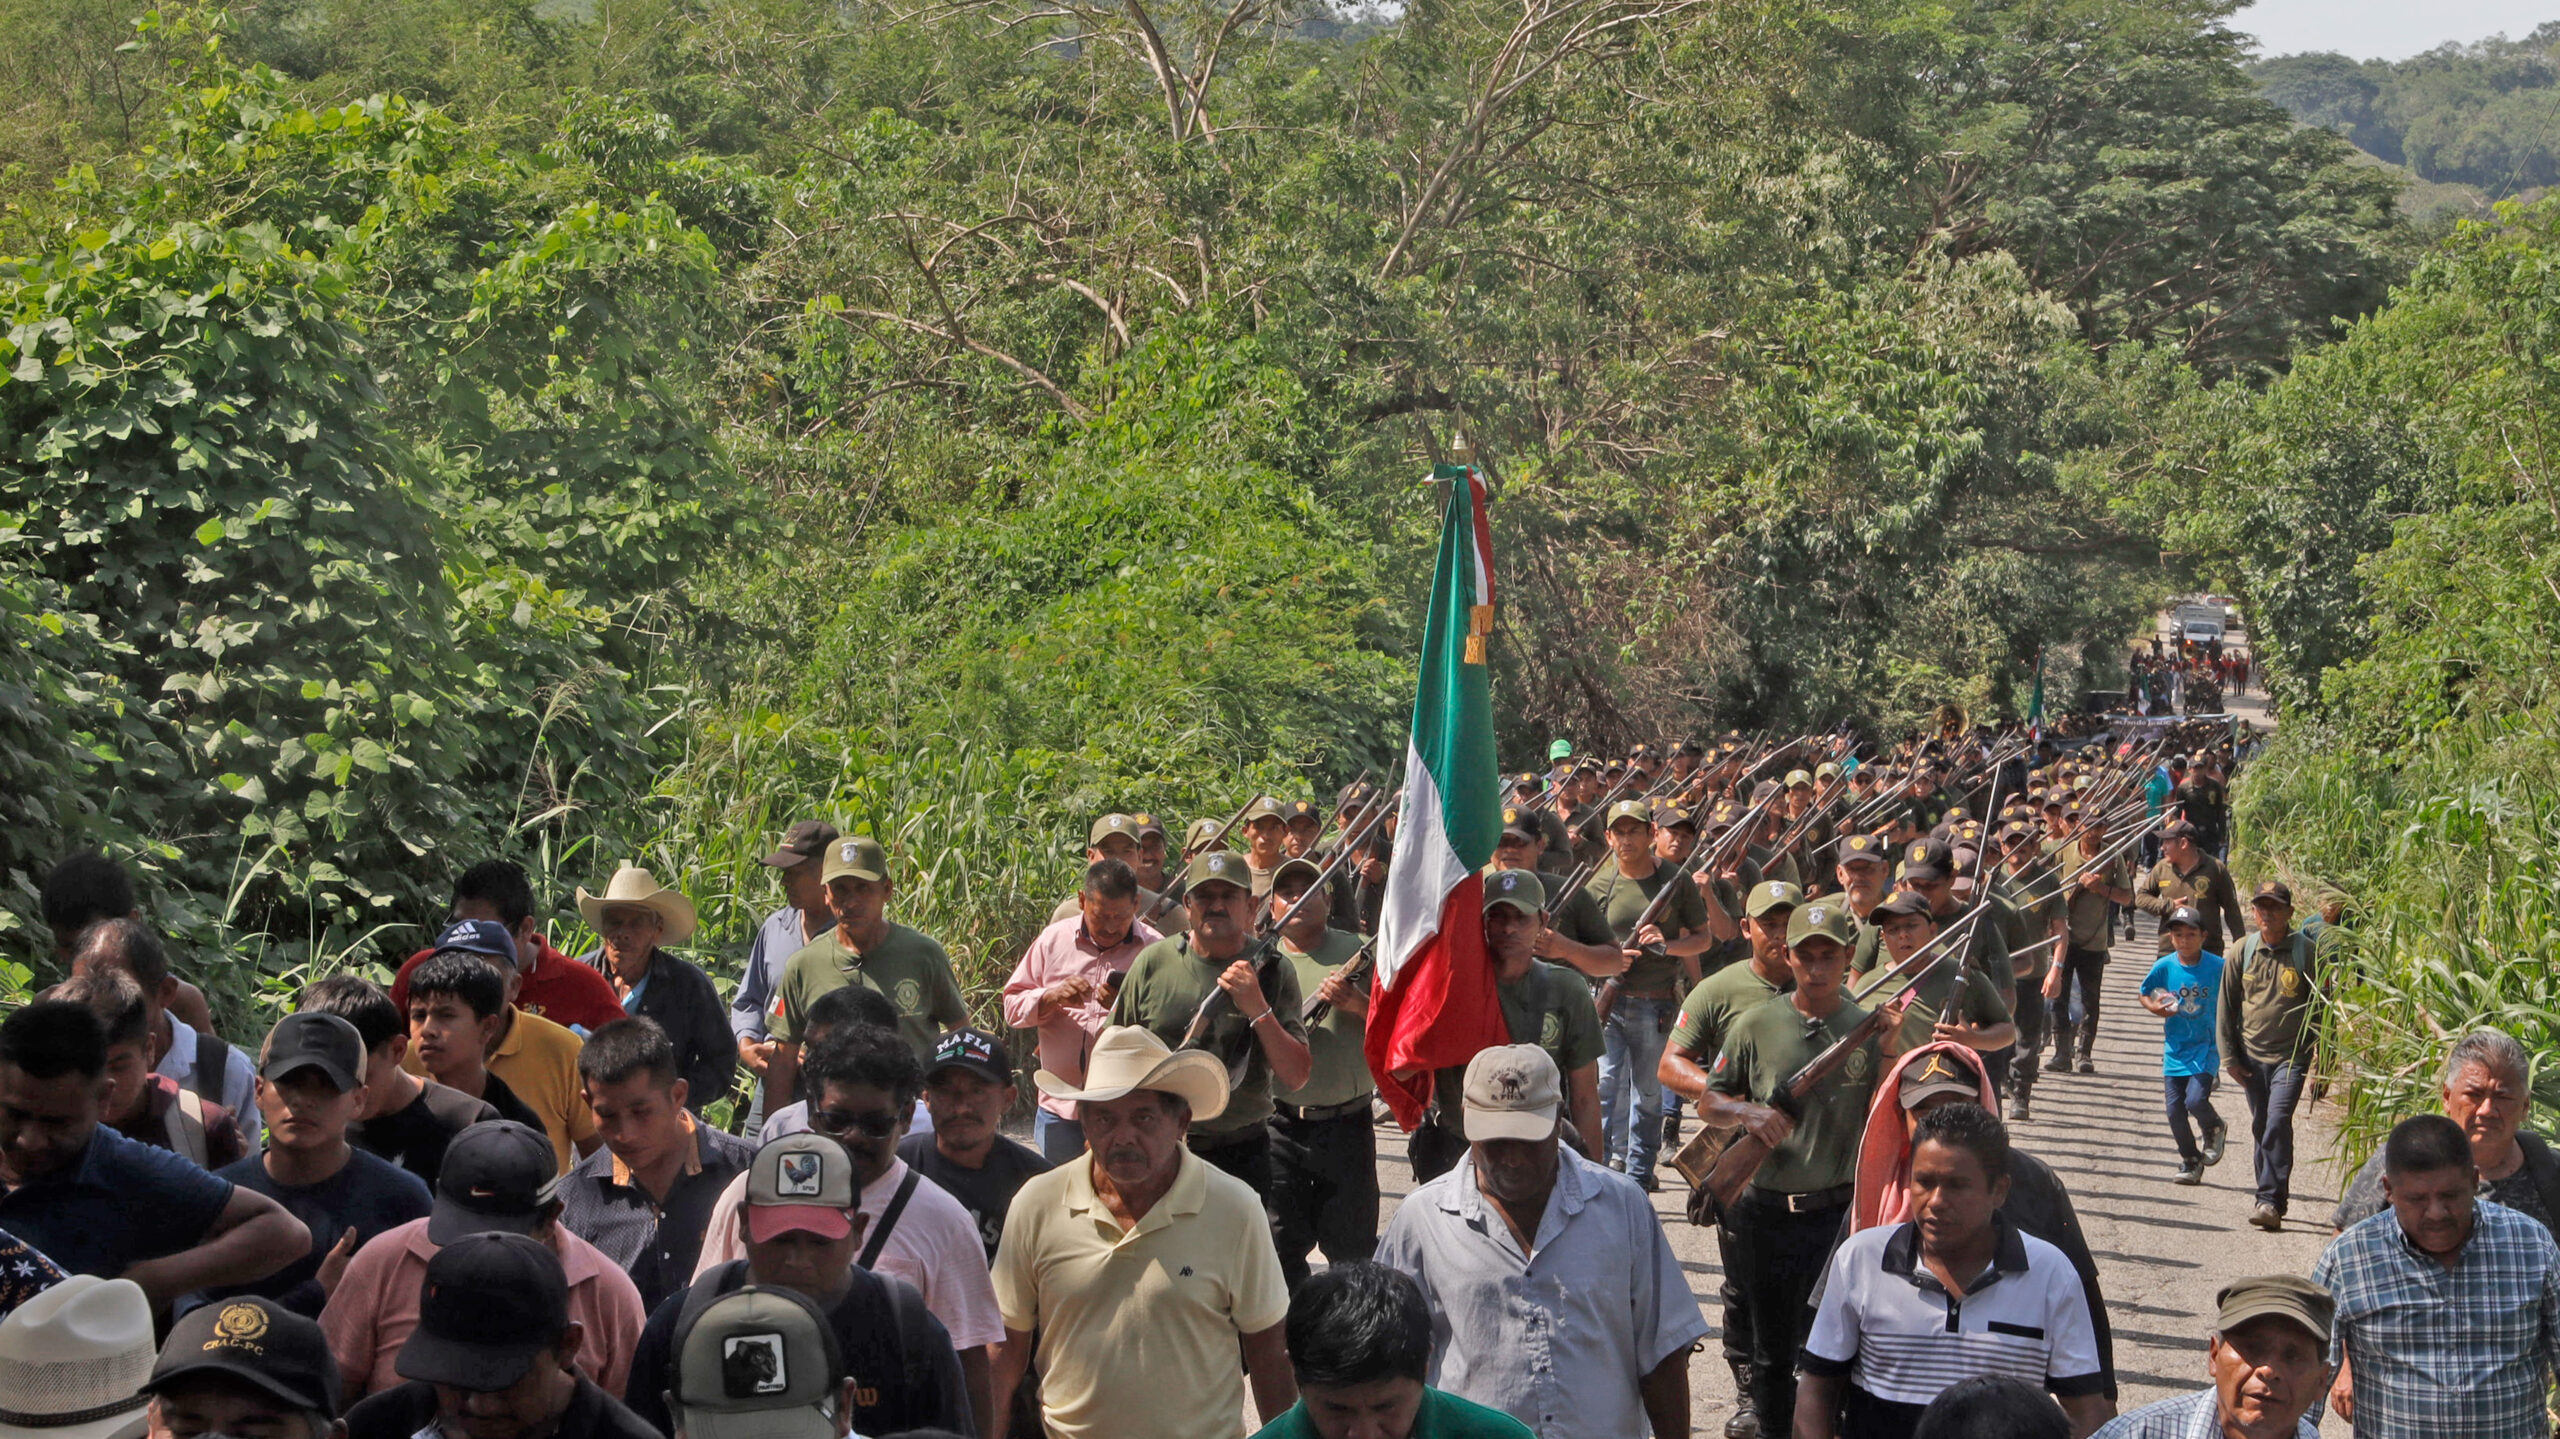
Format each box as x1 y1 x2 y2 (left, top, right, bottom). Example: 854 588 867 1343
729 821 837 1126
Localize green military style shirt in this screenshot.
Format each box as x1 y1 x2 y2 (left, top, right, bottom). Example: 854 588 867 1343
1273 928 1373 1111
772 923 969 1063
1526 869 1615 952
2217 929 2320 1066
1669 960 1785 1060
1110 934 1309 1135
1707 997 1882 1195
1585 863 1710 995
1534 810 1575 874
1428 959 1602 1136
2062 851 2134 950
1860 954 2011 1053
1994 866 2063 988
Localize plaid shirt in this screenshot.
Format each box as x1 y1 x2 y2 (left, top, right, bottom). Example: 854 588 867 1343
2093 1390 2316 1438
2313 1197 2560 1437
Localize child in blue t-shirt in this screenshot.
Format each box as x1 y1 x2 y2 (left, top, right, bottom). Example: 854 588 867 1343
2138 905 2227 1185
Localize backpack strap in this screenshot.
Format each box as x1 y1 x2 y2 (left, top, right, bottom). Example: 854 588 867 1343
168 1088 210 1168
859 1171 922 1270
190 1035 230 1108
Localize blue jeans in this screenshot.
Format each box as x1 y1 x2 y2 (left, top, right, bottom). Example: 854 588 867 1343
1034 1109 1085 1163
2162 1073 2224 1163
1598 996 1675 1182
2237 1056 2308 1211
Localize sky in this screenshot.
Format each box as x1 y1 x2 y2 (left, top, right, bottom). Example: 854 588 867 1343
2239 0 2559 59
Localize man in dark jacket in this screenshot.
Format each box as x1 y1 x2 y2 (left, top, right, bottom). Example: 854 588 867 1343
576 867 736 1114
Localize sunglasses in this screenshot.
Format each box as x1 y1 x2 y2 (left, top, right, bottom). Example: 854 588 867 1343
808 1108 902 1140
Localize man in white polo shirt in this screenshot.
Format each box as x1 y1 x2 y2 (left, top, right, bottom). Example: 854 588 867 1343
1799 1102 2112 1439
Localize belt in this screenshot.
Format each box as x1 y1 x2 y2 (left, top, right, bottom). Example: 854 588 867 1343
1275 1097 1374 1123
1748 1182 1853 1214
1188 1122 1269 1151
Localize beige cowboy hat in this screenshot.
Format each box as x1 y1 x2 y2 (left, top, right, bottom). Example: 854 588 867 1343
0 1276 156 1439
576 865 698 946
1034 1025 1229 1121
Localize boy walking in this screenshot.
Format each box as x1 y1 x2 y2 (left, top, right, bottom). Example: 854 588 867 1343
2138 906 2226 1185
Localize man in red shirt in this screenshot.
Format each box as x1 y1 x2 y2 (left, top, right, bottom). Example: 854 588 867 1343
391 862 624 1033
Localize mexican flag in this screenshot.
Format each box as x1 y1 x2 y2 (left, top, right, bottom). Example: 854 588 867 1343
1366 464 1513 1129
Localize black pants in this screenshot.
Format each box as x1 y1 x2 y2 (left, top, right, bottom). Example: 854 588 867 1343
1724 1189 1849 1437
2012 990 2048 1096
1191 1125 1292 1282
1407 1122 1468 1184
2049 947 2108 1066
1270 1109 1378 1279
1713 1214 1754 1381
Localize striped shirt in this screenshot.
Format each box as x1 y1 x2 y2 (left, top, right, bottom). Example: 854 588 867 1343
2094 1390 2316 1439
2312 1197 2560 1438
1802 1218 2105 1413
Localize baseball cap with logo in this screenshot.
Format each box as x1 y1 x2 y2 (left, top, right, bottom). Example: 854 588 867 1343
2162 905 2205 932
428 1121 560 1244
1499 808 1539 843
429 918 518 969
1547 739 1574 761
1652 803 1697 831
2252 879 2294 908
1088 814 1144 847
1897 1051 1981 1109
747 1133 858 1243
1239 796 1288 824
673 1287 846 1439
1461 1044 1562 1143
821 837 888 885
759 821 842 870
1784 769 1814 789
1184 850 1255 895
1868 889 1935 923
1183 817 1230 851
1604 799 1654 830
395 1233 571 1391
1788 900 1859 949
1745 881 1803 919
146 1296 340 1417
1898 839 1954 882
1284 800 1322 826
258 1011 367 1092
1482 869 1545 917
1838 833 1891 868
924 1029 1013 1088
1130 813 1167 840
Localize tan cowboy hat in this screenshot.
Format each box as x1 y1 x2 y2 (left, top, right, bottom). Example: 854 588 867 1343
576 865 698 946
1034 1025 1228 1121
0 1276 156 1439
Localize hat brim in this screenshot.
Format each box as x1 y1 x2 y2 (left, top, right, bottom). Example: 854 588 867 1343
1462 1105 1559 1144
759 848 815 868
258 1053 362 1091
924 1057 1013 1089
143 1356 332 1415
1034 1050 1229 1123
427 1198 545 1248
575 887 699 946
0 1401 150 1439
745 1205 854 1244
395 1330 545 1391
2214 1299 2329 1347
678 1402 841 1439
1897 1078 1979 1109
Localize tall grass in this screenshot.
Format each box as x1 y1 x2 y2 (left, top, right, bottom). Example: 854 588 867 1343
2236 704 2560 1160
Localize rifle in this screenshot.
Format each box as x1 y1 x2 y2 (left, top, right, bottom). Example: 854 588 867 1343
1136 793 1264 928
1177 790 1395 1067
1592 753 1793 1023
1302 934 1379 1026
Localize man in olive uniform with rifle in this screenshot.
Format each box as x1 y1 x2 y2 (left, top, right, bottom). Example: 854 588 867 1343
1264 856 1376 1288
1586 798 1728 1191
1488 808 1625 980
1700 899 1921 1439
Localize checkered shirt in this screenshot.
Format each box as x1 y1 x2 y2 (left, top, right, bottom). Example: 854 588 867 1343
2312 1197 2560 1437
2092 1390 2316 1439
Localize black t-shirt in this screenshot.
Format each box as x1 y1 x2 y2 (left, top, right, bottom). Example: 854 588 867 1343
351 1081 498 1191
476 1072 544 1134
896 1131 1052 1261
624 1260 971 1439
346 1376 658 1439
209 1148 432 1315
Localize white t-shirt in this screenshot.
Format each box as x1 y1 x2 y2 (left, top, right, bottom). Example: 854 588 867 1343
1803 1218 2105 1408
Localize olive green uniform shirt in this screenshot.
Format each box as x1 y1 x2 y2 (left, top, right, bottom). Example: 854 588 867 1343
1273 928 1373 1111
1860 954 2012 1052
1529 870 1615 952
772 923 968 1062
1669 961 1786 1059
1585 864 1710 995
1111 935 1308 1135
2063 853 2133 950
1995 866 2064 988
2217 930 2320 1065
1428 960 1602 1136
1707 999 1882 1194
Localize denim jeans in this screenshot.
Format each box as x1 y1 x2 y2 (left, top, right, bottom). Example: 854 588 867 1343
1598 996 1676 1182
2162 1072 2224 1163
2237 1056 2308 1211
1034 1109 1085 1163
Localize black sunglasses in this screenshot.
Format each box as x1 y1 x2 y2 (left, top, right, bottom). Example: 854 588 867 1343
808 1108 902 1139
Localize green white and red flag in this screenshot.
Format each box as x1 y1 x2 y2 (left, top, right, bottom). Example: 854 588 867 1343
1366 464 1512 1128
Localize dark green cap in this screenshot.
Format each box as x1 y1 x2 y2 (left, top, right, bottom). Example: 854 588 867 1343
1788 900 1858 949
2214 1274 2333 1344
1483 869 1545 916
1745 881 1802 919
1186 850 1255 893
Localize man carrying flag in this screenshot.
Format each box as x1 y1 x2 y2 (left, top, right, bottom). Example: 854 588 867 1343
1365 463 1521 1152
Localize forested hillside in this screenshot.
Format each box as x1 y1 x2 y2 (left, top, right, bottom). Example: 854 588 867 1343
2253 25 2560 217
0 0 2414 1015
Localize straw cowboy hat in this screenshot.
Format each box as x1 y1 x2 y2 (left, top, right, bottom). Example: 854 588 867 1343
1034 1025 1229 1121
576 865 698 946
0 1276 157 1439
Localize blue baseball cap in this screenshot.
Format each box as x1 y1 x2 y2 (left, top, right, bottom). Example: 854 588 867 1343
431 918 519 968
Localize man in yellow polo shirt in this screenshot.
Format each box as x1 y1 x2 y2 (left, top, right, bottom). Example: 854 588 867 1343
990 1025 1294 1439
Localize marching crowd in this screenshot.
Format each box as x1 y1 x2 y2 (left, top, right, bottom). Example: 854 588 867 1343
0 723 2552 1439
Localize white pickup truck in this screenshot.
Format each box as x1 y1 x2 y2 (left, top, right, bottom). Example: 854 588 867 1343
2174 602 2225 647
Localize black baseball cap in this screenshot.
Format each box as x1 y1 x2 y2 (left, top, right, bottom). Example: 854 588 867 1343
429 1121 560 1244
147 1296 341 1416
395 1233 572 1391
1898 839 1955 882
1868 889 1935 923
760 821 842 869
1498 807 1539 844
925 1029 1013 1088
257 1011 367 1092
2252 879 2294 908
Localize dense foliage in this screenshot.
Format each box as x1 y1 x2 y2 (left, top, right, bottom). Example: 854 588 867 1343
2254 26 2560 216
0 0 2413 1027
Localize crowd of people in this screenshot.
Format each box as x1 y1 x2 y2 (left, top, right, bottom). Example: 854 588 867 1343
0 718 2548 1439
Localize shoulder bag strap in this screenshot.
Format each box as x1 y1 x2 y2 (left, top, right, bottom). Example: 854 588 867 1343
859 1170 923 1270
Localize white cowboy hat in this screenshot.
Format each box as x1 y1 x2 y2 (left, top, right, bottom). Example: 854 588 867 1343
0 1276 156 1439
1034 1025 1229 1121
576 865 698 946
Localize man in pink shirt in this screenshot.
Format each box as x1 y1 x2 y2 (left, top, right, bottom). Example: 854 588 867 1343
1003 858 1160 1161
320 1121 644 1400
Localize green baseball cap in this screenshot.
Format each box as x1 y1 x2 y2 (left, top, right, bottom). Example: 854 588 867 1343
2213 1274 2334 1345
1271 856 1324 893
1185 850 1255 894
1240 796 1287 824
1547 739 1574 761
1788 899 1859 949
1784 769 1814 789
1088 814 1143 847
1482 869 1544 916
821 836 888 884
1605 799 1654 829
1184 817 1230 851
1745 881 1803 919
